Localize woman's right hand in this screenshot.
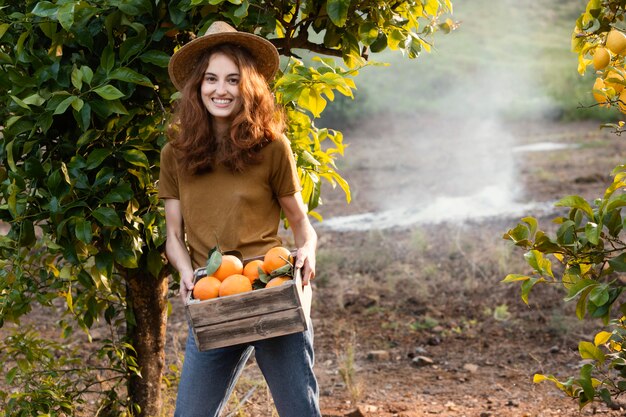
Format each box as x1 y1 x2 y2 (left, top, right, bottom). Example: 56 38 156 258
164 198 196 304
179 269 195 303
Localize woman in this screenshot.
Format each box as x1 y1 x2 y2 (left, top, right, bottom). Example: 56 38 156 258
159 21 321 417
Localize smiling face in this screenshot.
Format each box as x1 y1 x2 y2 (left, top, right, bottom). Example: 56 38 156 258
200 52 243 130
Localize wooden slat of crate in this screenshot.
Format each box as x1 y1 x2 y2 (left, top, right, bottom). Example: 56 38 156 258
186 281 302 327
193 307 307 350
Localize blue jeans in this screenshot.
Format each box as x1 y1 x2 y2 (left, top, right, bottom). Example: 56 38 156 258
174 323 321 417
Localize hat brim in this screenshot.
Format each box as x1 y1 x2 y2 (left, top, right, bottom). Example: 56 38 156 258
168 32 279 91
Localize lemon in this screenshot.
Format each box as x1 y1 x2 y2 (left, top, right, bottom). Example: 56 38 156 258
593 77 609 107
593 47 612 71
607 30 626 55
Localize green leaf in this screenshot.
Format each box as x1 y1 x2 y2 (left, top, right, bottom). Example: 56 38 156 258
358 22 379 46
101 183 133 204
18 220 36 246
565 278 597 302
522 216 538 238
584 222 601 245
31 1 58 17
555 195 594 219
326 0 349 27
120 36 145 62
520 276 546 304
523 250 553 277
81 66 94 85
109 67 153 87
606 194 626 212
501 274 530 283
76 101 91 131
57 2 75 31
579 341 605 364
22 93 45 107
589 284 609 307
139 50 170 67
503 223 530 246
100 46 115 73
147 249 164 278
93 85 125 100
10 95 30 109
77 129 100 148
269 263 293 277
71 66 83 89
75 218 92 244
576 286 593 319
369 33 388 53
122 149 149 168
556 220 576 245
0 23 10 40
116 0 152 15
113 244 138 268
578 363 595 402
92 207 123 227
95 251 114 276
86 148 110 169
53 95 78 115
259 271 271 284
609 253 626 272
205 250 222 277
234 0 249 18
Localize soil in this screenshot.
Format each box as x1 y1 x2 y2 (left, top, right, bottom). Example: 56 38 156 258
4 116 626 417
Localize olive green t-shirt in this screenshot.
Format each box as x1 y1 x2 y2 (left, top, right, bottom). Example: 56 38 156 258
158 135 301 268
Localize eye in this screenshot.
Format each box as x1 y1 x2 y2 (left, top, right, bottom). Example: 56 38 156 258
228 77 240 85
204 75 217 83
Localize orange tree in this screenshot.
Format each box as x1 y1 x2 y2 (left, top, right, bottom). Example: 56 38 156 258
504 0 626 410
0 0 454 415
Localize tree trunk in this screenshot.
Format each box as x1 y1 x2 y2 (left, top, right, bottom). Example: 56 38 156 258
126 270 169 417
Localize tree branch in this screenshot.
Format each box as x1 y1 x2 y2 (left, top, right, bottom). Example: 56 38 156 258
270 38 343 58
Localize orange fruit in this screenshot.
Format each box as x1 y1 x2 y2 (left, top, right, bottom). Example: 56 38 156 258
214 255 244 281
265 276 292 288
243 259 266 283
263 246 293 273
607 30 626 55
218 274 252 297
193 276 221 300
593 47 611 71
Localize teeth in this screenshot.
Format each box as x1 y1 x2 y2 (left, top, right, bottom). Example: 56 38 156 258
213 98 231 104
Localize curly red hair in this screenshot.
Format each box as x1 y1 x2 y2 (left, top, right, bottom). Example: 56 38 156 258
167 44 285 174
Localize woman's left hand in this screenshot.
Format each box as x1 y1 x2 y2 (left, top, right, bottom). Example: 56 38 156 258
279 192 318 286
294 246 316 285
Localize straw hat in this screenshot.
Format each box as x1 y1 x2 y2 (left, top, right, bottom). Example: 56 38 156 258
168 21 279 90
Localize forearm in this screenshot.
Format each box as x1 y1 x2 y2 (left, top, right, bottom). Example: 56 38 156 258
166 234 194 276
291 216 317 253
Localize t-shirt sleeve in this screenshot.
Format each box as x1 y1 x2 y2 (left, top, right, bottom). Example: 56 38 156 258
158 143 180 200
270 135 302 198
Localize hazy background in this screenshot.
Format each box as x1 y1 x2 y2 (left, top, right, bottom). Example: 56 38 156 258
314 0 619 229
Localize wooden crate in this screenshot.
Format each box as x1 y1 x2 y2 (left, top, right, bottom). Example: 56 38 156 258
185 258 311 351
